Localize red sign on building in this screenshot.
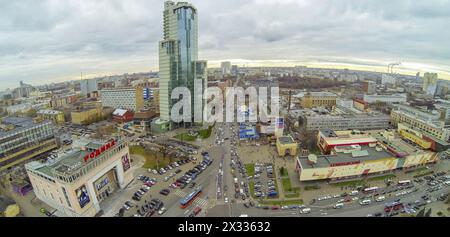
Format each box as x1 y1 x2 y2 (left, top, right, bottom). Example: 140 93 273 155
84 140 116 163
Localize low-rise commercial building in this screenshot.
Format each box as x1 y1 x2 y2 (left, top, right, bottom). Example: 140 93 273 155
25 138 133 217
391 104 450 142
296 129 439 181
276 135 298 157
302 108 391 131
296 92 337 109
317 129 378 154
133 110 159 131
0 117 57 172
363 94 407 104
112 109 134 123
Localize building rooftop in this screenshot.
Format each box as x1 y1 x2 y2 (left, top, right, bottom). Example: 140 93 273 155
0 117 51 138
113 109 128 117
38 109 63 115
278 136 295 144
294 91 337 98
298 145 396 169
26 139 112 178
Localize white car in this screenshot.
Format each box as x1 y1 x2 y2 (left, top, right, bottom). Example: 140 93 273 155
225 197 229 203
300 208 311 214
376 196 386 202
158 207 167 215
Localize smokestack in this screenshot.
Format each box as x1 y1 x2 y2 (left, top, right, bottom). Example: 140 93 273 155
288 90 292 112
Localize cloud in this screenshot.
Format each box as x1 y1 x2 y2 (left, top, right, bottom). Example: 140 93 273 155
0 0 450 90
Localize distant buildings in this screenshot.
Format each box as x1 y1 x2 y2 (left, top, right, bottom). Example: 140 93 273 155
157 1 207 131
50 95 78 108
295 92 337 109
422 72 438 96
221 61 231 75
80 79 98 97
363 94 407 104
381 73 396 85
37 109 65 124
6 103 32 115
0 117 57 172
100 86 144 112
362 80 376 94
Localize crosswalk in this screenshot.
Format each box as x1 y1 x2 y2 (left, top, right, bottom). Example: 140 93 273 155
173 190 208 208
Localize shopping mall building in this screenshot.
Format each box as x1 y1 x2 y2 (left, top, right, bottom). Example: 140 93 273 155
296 129 440 181
25 138 133 217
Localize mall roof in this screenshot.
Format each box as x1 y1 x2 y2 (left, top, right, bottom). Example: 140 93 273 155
26 140 108 177
298 145 395 169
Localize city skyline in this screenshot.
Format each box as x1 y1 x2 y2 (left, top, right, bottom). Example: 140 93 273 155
1 0 450 91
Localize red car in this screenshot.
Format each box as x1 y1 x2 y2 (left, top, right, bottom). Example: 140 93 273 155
271 206 280 210
193 207 202 216
145 182 153 187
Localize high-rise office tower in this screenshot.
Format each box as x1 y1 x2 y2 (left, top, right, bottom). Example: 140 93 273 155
221 61 231 75
158 1 207 129
422 72 438 96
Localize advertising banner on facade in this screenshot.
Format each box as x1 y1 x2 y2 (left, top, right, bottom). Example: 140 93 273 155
75 185 90 208
122 154 131 172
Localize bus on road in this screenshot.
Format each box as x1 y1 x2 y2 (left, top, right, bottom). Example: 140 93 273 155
180 187 203 209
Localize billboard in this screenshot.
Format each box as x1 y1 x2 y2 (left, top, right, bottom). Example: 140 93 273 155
122 154 131 172
75 185 91 208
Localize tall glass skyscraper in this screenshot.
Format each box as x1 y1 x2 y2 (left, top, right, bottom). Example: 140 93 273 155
158 1 207 130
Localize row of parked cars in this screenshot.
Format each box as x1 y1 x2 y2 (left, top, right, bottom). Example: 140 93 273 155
135 198 165 217
253 163 265 198
151 158 194 176
170 155 213 190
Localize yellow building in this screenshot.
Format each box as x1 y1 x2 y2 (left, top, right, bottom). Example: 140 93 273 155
398 123 432 149
25 139 133 217
0 196 20 217
300 92 337 108
276 136 298 157
391 105 450 142
37 109 65 124
71 106 103 125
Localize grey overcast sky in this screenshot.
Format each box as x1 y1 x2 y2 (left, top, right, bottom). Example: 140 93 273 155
1 0 450 90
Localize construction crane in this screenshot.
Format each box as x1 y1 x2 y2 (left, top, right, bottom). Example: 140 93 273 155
387 62 401 74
